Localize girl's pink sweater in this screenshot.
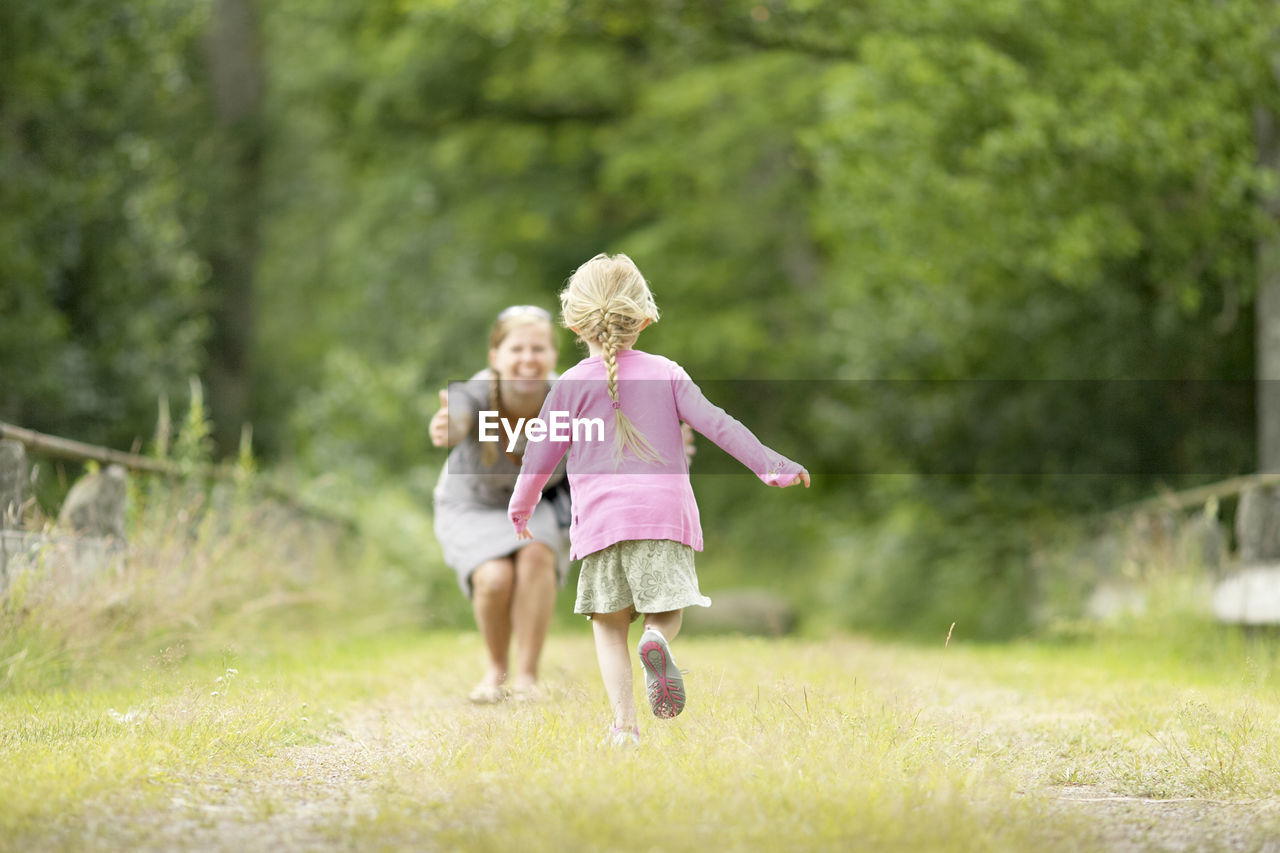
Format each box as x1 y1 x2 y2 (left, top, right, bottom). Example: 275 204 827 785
508 349 805 560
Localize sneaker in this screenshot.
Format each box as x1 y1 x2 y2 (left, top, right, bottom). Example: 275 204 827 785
637 627 686 718
603 724 640 747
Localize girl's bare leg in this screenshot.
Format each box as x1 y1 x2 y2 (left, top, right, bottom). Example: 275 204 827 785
592 609 638 730
470 558 515 688
510 542 556 691
643 609 683 642
639 609 687 718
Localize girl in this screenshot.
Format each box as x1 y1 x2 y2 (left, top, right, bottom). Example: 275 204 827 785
509 254 809 745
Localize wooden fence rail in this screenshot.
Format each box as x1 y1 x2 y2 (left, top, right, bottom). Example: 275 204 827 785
1117 470 1280 517
0 421 222 478
0 421 352 540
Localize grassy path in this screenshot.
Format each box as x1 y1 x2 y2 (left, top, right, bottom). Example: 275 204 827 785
5 629 1280 851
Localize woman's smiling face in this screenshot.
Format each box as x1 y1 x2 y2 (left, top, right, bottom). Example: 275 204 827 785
489 320 557 394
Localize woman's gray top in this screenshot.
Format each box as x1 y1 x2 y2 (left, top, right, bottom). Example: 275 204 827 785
433 371 569 596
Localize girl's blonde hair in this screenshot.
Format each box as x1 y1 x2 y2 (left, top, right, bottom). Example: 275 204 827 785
482 307 555 467
560 253 665 466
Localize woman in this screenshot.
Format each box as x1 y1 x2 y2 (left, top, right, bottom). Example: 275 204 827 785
430 305 569 703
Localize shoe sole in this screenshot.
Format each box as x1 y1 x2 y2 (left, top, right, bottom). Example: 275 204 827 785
638 635 685 718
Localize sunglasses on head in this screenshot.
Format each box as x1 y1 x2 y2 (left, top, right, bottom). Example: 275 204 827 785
497 305 553 322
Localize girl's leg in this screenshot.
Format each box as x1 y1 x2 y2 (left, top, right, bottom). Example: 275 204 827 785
644 609 683 642
470 558 515 689
639 609 686 718
591 609 638 730
510 542 556 691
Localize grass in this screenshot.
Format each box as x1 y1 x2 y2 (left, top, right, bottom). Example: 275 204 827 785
339 635 1060 853
6 625 1280 851
6 475 1280 850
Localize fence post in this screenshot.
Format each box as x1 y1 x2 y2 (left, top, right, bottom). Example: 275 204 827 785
1236 485 1280 564
0 439 24 528
0 439 25 590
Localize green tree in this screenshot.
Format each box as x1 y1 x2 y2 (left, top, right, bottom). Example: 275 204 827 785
802 0 1275 635
204 0 266 456
0 0 221 449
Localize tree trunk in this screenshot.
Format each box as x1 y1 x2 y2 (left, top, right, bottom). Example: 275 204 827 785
204 0 264 457
1257 96 1280 472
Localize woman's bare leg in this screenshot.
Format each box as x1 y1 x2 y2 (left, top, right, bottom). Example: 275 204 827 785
470 558 515 688
510 542 556 691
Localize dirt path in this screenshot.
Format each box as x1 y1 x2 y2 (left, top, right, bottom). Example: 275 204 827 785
40 636 1280 852
1045 786 1280 853
58 677 455 852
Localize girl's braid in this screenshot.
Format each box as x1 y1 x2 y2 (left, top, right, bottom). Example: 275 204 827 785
601 318 622 406
599 310 664 466
559 252 664 466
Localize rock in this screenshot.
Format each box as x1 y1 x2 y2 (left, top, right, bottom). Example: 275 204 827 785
1085 581 1147 621
58 465 128 539
1212 565 1280 624
683 588 797 636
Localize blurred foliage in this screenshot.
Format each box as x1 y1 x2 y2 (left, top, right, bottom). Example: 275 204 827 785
0 0 222 448
4 0 1280 637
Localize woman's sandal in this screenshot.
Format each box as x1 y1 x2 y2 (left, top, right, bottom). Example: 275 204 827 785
467 683 508 704
510 684 546 704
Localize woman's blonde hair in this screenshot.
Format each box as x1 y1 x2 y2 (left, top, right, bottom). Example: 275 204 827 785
481 307 555 467
560 253 664 466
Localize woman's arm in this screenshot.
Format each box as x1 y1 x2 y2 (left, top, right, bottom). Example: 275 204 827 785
429 387 475 448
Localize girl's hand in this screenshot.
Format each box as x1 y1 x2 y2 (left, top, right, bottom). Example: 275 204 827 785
429 389 450 447
783 471 811 488
516 528 534 541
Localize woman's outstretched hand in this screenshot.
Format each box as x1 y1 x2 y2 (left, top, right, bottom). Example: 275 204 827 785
681 422 696 462
429 388 450 447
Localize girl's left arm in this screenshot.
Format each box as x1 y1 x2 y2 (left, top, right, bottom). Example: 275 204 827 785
672 366 807 487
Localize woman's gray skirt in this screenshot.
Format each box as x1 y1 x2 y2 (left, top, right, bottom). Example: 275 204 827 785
434 495 570 597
